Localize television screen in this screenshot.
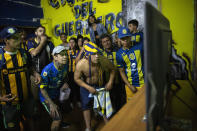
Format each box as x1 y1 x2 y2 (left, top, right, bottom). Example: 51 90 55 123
144 2 172 131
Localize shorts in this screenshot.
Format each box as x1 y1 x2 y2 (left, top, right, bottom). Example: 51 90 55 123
1 99 35 130
80 87 93 110
41 100 62 121
125 85 144 102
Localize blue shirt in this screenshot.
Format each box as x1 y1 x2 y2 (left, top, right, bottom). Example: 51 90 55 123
39 62 68 102
131 31 143 45
116 43 144 87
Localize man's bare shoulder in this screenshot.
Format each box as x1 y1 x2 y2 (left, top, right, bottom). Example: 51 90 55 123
76 58 88 68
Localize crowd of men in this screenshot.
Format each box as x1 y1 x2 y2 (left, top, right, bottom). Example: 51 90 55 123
0 19 144 131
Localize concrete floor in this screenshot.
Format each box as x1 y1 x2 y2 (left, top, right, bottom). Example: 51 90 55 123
37 104 106 131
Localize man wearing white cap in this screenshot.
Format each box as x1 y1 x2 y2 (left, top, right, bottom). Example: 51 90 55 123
39 46 70 131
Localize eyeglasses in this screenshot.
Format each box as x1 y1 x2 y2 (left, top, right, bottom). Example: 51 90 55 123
58 51 68 56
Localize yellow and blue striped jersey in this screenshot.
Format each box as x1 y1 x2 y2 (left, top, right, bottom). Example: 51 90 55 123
67 49 79 72
102 49 118 66
27 38 54 73
131 31 143 45
116 43 144 87
20 41 27 50
102 49 121 84
39 62 68 102
0 49 32 105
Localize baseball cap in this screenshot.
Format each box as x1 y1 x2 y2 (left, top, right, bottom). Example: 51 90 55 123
118 27 132 39
0 27 19 39
52 46 66 55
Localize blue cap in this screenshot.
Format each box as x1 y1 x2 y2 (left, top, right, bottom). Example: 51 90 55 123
0 27 18 39
118 27 131 39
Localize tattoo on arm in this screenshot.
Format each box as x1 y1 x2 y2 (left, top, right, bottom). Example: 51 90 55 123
40 88 54 104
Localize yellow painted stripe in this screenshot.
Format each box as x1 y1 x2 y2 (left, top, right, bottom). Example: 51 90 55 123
134 50 144 86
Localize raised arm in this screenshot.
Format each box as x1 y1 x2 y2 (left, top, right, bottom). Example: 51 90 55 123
75 47 85 64
29 35 47 56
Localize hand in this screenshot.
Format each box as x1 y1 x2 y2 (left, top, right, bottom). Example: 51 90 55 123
49 103 59 118
61 83 69 90
81 47 85 51
34 72 41 85
40 35 47 41
88 87 97 94
40 35 47 45
105 82 113 91
0 94 17 102
128 85 137 93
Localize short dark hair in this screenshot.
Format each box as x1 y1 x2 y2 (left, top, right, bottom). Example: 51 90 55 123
60 32 67 36
69 37 77 43
128 19 139 27
88 15 99 27
77 34 83 41
35 26 45 31
82 37 90 43
69 37 79 50
100 33 112 43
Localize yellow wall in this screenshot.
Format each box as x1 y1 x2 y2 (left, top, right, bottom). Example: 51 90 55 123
160 0 195 65
41 0 122 46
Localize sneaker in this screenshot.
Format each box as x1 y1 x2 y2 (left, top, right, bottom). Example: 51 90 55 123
60 122 70 128
85 128 91 131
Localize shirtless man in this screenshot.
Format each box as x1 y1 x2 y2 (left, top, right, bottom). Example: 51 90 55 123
74 42 115 131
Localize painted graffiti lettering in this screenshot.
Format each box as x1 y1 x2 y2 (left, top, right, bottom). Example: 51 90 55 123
74 1 95 19
54 12 123 36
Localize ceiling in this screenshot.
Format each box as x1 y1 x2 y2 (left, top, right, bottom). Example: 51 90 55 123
0 0 43 27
